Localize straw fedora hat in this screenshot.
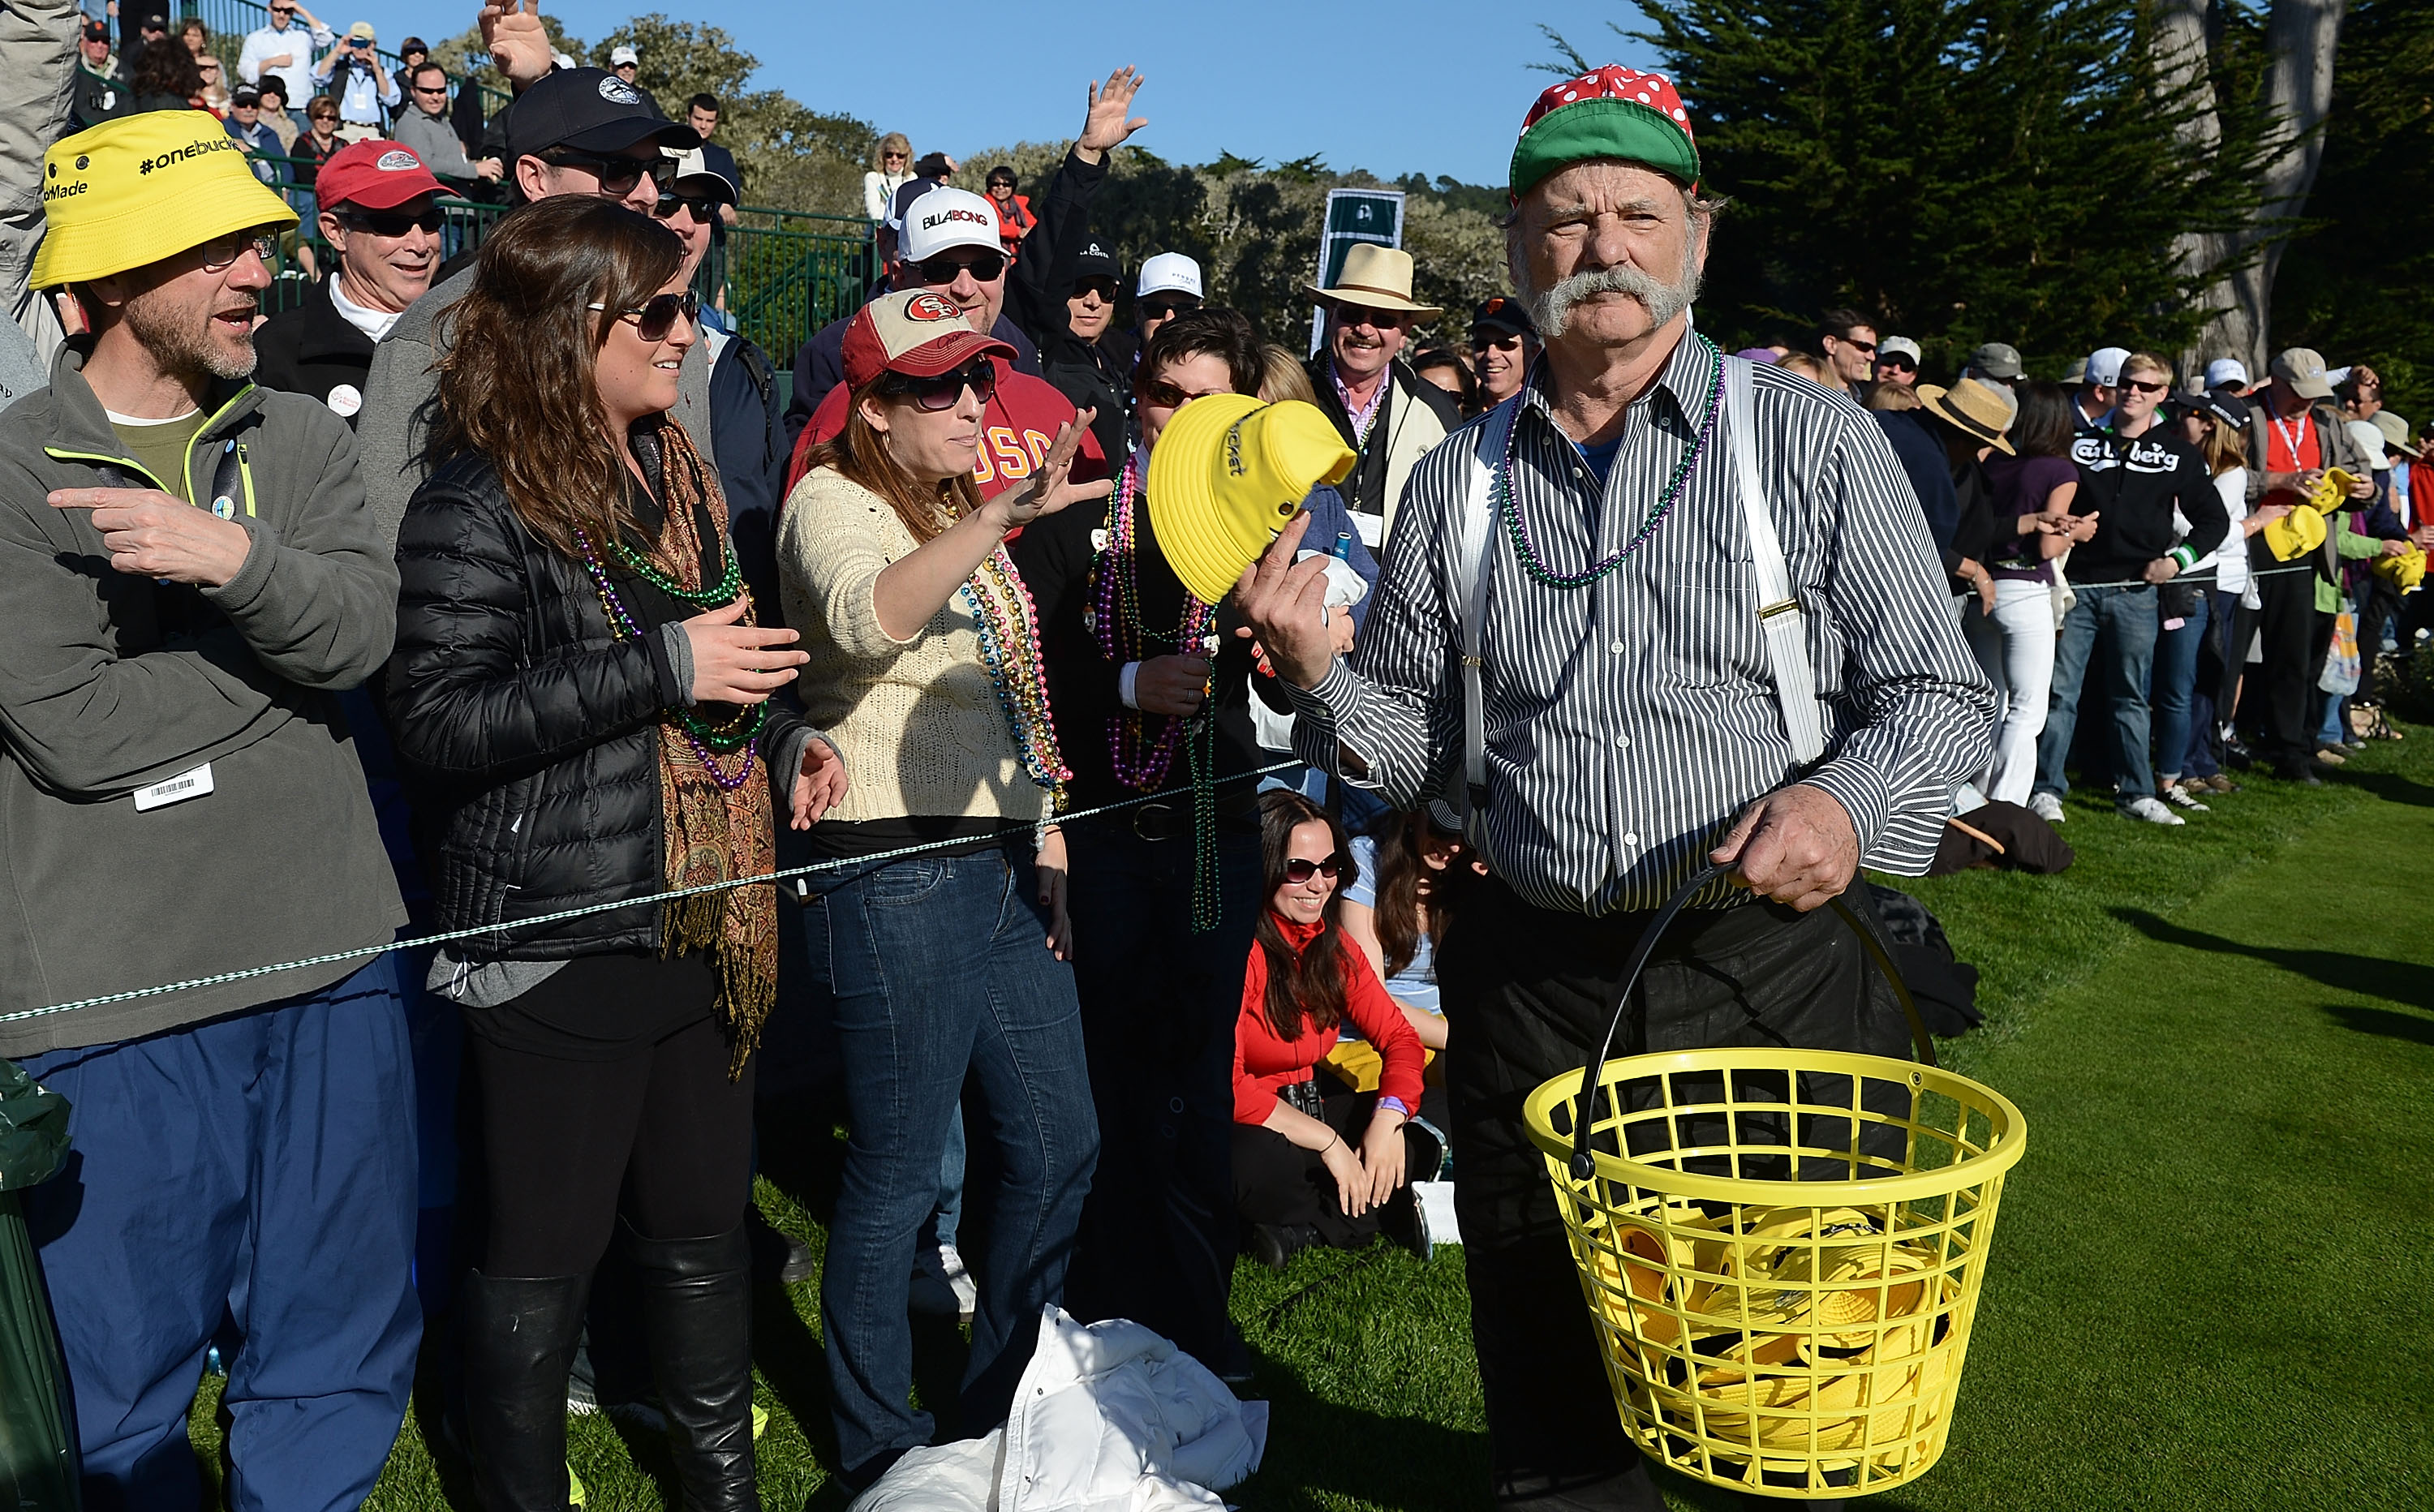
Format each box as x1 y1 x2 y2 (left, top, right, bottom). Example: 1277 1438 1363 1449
1304 243 1443 320
1915 380 2016 457
1146 396 1357 604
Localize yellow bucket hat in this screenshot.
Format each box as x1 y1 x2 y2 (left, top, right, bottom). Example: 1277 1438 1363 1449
2372 543 2425 593
33 113 297 289
2262 499 2326 562
1146 396 1356 605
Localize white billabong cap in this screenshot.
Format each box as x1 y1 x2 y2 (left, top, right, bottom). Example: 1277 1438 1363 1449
2084 346 2131 387
1137 251 1203 300
2204 357 2250 389
897 186 1000 263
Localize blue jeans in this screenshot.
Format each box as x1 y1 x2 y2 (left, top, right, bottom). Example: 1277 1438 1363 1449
2036 582 2163 803
802 844 1096 1480
20 959 418 1512
2152 588 2210 781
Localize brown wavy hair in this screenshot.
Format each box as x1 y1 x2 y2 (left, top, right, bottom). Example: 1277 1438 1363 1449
798 376 982 546
1254 789 1357 1042
1367 807 1462 981
430 196 685 556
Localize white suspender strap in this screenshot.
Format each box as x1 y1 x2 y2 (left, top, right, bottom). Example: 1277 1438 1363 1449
1723 355 1829 763
1454 398 1517 859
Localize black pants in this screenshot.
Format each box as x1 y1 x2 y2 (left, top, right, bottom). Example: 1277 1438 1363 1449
1232 1084 1446 1248
1060 822 1263 1364
1436 880 1910 1510
2243 566 2333 765
2354 581 2402 706
467 957 757 1278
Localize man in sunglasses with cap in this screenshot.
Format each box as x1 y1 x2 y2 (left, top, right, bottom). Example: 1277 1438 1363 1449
255 140 444 423
357 65 699 543
1469 295 1537 407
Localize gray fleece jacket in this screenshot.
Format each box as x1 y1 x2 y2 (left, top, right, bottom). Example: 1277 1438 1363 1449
0 345 406 1053
356 254 712 548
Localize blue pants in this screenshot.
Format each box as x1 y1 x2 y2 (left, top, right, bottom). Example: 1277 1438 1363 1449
19 958 419 1512
2152 588 2211 780
2036 582 2162 804
802 844 1097 1480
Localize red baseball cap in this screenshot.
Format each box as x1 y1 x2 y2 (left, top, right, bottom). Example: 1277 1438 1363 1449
841 288 1014 389
313 140 444 213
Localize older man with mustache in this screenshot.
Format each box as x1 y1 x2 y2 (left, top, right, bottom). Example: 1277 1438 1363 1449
1239 67 1993 1511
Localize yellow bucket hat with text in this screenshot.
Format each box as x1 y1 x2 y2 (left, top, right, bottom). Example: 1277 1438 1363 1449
34 113 296 289
1147 396 1356 605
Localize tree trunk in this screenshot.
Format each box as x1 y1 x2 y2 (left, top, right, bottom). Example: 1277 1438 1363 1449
2165 0 2346 380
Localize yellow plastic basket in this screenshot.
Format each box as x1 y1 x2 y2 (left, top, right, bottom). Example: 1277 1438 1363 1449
1520 871 2028 1500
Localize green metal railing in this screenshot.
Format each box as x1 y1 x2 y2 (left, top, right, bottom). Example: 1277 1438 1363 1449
251 156 876 368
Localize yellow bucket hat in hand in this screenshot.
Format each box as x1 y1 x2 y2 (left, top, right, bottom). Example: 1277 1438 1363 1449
2262 500 2326 563
2372 543 2426 593
33 113 297 289
1146 395 1356 605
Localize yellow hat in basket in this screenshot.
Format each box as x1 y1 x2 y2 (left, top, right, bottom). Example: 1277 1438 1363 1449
1146 396 1355 605
2262 500 2326 563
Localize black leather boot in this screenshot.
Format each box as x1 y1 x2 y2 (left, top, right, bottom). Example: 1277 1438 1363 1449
459 1270 589 1512
623 1220 758 1511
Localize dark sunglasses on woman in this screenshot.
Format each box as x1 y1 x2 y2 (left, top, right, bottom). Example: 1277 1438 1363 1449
585 290 701 343
1282 853 1344 885
879 360 997 412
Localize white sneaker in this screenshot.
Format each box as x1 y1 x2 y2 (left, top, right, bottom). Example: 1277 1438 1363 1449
939 1242 977 1322
2161 782 2211 812
2028 791 2066 824
910 1242 976 1324
2119 795 2186 826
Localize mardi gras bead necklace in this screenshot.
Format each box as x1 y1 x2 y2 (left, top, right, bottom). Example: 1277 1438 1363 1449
574 525 763 793
1087 454 1215 790
961 542 1071 810
1499 333 1723 589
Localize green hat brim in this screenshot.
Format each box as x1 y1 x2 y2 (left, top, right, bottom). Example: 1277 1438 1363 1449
1510 98 1700 198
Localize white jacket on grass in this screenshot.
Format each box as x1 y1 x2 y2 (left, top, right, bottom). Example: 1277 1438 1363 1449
850 1308 1269 1511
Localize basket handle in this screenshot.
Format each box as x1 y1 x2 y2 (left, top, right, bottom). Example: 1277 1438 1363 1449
1563 863 1937 1181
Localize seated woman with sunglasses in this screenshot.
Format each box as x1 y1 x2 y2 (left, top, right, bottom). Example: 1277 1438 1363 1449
776 287 1107 1492
1233 790 1435 1270
388 197 847 1512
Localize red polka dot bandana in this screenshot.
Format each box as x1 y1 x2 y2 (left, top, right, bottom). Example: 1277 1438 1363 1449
1511 65 1701 198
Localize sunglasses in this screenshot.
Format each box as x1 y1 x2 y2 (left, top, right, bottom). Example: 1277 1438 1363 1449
1877 354 1917 371
1282 853 1344 885
879 360 998 412
1070 275 1118 302
587 290 700 342
1839 337 1877 354
987 178 1016 191
341 206 444 236
1140 378 1229 410
270 4 295 11
1335 303 1406 331
199 228 281 273
1472 331 1525 350
654 194 724 226
412 84 448 96
545 152 677 196
914 251 1006 285
1139 297 1198 321
2126 377 2170 395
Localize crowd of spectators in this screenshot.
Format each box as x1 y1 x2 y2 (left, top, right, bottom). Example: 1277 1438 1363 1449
2 12 2428 1512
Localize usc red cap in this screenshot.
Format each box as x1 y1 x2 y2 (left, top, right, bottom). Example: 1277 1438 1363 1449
841 288 1014 389
313 140 444 212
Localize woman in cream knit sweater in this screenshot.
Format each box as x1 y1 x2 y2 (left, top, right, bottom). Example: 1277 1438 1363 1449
776 288 1107 1492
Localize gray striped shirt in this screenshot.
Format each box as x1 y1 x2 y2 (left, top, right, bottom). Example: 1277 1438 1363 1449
1286 333 1996 916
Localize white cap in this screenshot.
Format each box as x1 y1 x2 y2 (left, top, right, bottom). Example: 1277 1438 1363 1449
664 147 736 203
2204 357 2250 389
550 49 577 70
2346 419 2386 466
898 186 1001 263
2084 346 2131 387
1136 251 1203 300
608 44 639 66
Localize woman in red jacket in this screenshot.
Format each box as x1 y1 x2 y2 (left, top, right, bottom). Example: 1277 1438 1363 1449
1232 790 1438 1269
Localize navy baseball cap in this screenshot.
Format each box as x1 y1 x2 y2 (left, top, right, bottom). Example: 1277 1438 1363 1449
501 67 695 163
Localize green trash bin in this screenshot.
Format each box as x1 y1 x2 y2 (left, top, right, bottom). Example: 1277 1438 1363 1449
0 1058 76 1510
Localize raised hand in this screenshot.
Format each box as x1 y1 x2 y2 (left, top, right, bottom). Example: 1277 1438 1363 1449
1076 67 1148 161
1231 512 1335 689
479 0 553 91
984 412 1109 531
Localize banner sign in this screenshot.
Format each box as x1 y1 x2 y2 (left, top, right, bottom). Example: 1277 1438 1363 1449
1309 187 1406 355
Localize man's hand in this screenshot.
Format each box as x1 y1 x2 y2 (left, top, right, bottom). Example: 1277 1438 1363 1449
1074 67 1147 164
1710 784 1860 913
2142 556 2181 584
264 51 294 67
50 488 252 586
475 157 504 182
1134 654 1210 717
2344 471 2376 501
1231 513 1335 690
480 0 553 92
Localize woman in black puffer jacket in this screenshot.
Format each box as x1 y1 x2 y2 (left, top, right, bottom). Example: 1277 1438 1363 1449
386 197 846 1512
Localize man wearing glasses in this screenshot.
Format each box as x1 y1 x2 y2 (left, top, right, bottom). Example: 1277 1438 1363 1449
357 66 699 543
1873 334 1921 389
393 62 504 194
239 0 331 125
0 110 416 1512
1815 307 1877 398
255 140 445 423
1301 243 1464 549
1469 294 1537 407
312 21 399 144
2035 351 2229 826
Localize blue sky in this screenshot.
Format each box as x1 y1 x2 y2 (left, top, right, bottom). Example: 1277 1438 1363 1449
368 0 1663 187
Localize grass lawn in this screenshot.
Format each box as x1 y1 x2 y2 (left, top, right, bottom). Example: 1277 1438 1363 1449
186 730 2434 1510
